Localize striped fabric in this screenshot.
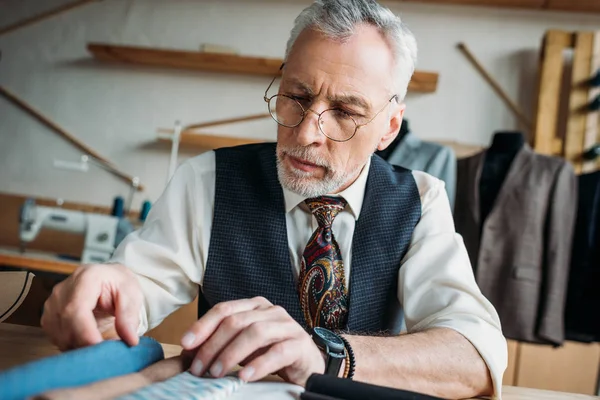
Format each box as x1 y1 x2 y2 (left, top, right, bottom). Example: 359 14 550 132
116 373 244 400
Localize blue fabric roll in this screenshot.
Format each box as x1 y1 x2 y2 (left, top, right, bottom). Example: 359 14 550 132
0 336 164 400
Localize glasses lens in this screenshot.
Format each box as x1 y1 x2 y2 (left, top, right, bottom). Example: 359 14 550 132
269 95 304 127
319 109 358 141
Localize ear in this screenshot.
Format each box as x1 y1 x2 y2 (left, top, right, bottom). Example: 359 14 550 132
377 102 406 151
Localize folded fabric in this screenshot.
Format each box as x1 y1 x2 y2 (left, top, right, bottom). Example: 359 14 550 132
116 372 244 400
35 356 189 400
305 374 447 400
0 336 164 400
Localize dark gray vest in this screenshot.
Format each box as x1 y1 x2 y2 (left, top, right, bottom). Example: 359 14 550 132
201 143 421 333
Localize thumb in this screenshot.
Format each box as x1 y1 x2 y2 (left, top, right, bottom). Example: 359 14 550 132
114 287 142 347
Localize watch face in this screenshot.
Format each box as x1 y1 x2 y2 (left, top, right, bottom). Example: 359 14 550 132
314 327 345 350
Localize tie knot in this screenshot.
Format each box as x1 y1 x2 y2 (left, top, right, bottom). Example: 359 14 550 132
305 196 347 228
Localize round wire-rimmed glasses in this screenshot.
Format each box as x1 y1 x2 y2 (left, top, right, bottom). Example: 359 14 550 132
263 64 398 143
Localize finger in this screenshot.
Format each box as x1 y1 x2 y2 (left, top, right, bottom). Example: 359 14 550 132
95 311 118 339
190 307 287 377
238 339 303 383
181 296 272 350
209 318 299 378
60 273 104 350
114 286 142 346
64 305 104 350
44 281 79 351
41 293 66 350
239 346 269 366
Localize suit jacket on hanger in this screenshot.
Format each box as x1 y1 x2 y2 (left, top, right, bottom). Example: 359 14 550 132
454 145 577 345
386 132 456 209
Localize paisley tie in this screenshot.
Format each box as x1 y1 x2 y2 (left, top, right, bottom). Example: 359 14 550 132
299 196 349 330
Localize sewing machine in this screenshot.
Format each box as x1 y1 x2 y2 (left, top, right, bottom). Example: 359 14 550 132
19 199 120 264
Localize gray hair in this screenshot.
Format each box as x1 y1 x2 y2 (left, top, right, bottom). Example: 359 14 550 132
285 0 418 101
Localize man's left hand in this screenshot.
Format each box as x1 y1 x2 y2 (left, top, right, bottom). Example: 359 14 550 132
180 297 325 386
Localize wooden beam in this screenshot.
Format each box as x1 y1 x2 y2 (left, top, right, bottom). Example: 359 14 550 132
87 43 439 93
533 30 572 156
0 85 144 191
565 32 594 173
0 0 101 37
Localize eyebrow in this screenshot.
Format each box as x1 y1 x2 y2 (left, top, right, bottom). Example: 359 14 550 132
284 78 371 113
327 93 371 113
286 78 315 96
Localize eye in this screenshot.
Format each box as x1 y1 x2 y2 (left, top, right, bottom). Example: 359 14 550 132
332 108 359 120
287 94 311 106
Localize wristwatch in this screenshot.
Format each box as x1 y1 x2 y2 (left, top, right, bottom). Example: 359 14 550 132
311 327 347 377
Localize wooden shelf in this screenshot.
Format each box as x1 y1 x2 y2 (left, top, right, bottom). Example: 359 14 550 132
400 0 600 12
546 0 600 12
88 43 282 77
158 132 267 150
87 43 439 93
402 0 544 8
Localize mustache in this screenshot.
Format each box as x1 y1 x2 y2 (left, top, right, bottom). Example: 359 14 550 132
279 146 329 169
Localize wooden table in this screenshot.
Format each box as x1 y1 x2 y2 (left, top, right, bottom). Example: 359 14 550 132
0 323 597 400
0 247 79 275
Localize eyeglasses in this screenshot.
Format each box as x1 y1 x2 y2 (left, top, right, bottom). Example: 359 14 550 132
263 64 398 142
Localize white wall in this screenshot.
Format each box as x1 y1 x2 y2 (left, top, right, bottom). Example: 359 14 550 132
1 0 599 209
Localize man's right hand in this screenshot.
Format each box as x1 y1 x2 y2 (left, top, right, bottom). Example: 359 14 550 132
41 263 144 351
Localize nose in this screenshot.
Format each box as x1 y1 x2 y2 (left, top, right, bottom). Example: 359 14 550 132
293 106 327 147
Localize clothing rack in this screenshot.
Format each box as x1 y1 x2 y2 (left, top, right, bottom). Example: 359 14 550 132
532 30 600 174
514 30 600 396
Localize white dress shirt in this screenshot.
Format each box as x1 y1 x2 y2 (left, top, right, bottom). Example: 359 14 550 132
111 150 507 398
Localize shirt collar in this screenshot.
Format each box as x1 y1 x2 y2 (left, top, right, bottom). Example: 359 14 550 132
282 157 371 221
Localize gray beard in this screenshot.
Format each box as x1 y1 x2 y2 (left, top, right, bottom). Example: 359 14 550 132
275 146 364 198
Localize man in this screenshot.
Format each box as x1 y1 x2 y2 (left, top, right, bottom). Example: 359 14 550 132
41 1 507 398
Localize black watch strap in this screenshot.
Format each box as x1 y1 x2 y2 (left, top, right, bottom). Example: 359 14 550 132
323 348 346 377
312 327 347 377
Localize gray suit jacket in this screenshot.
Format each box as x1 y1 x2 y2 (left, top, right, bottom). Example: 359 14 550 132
387 132 456 209
455 145 577 345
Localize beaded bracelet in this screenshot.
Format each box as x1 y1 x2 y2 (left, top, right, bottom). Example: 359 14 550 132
339 335 355 379
343 352 351 378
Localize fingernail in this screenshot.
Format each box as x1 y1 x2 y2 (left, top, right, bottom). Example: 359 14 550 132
210 361 222 377
191 359 204 376
241 366 255 382
181 332 196 348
